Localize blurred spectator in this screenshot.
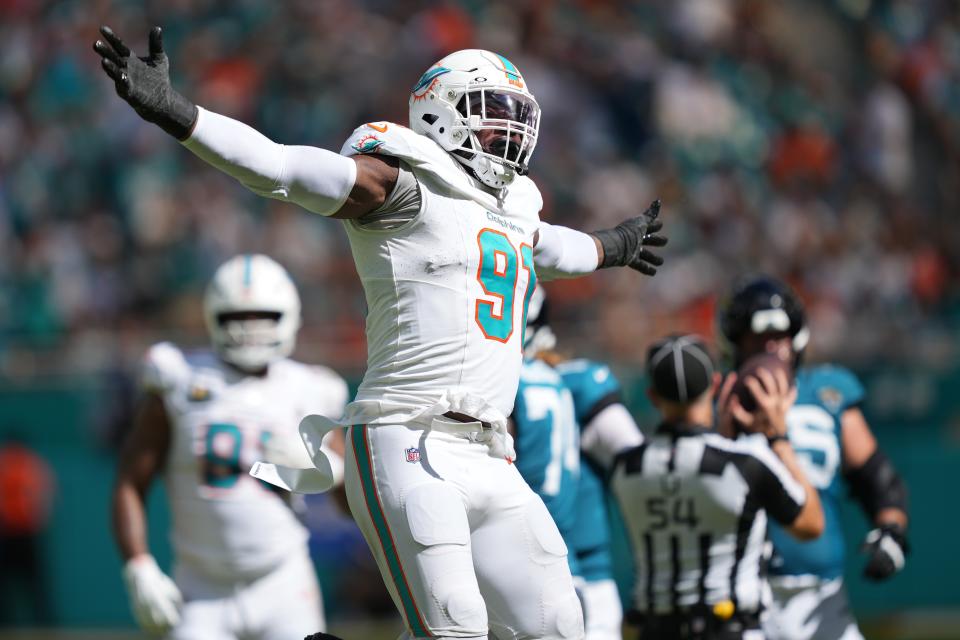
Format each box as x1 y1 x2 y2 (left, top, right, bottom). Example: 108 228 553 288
0 433 55 626
0 0 958 378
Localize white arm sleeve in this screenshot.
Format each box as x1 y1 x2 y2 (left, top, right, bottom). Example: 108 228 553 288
533 222 600 280
181 107 357 216
581 403 644 469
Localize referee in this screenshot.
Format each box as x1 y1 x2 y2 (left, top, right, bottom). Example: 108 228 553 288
610 335 824 639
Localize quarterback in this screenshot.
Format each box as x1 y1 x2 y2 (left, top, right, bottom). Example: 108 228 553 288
95 26 667 640
111 254 348 638
719 277 909 640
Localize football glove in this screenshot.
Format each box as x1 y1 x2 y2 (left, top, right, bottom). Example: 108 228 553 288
93 25 198 140
861 523 908 581
591 200 668 275
122 554 183 633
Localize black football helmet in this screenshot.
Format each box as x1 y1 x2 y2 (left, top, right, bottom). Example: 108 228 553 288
718 276 809 368
523 285 556 357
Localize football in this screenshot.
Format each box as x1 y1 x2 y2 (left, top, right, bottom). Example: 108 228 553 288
731 352 794 414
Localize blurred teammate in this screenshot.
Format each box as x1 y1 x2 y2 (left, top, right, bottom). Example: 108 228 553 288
526 287 644 640
94 26 668 640
719 276 910 640
111 254 348 639
611 335 824 640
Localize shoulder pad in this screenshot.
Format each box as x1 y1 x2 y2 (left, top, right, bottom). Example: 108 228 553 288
520 358 561 385
559 359 620 391
340 122 542 220
340 122 443 162
281 359 351 416
141 342 190 394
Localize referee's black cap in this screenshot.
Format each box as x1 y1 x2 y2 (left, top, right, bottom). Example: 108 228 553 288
646 334 716 403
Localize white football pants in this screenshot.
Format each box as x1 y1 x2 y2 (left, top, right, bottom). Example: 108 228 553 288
169 549 324 640
763 576 864 640
344 423 584 640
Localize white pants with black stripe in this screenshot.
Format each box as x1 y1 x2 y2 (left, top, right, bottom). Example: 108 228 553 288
763 576 863 640
343 423 584 640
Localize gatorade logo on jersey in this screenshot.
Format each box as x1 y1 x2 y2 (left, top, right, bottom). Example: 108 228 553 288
405 447 421 463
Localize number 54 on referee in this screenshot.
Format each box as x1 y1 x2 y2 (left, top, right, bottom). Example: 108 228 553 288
610 335 824 640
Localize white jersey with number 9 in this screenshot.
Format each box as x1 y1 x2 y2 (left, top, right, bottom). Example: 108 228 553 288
339 122 543 427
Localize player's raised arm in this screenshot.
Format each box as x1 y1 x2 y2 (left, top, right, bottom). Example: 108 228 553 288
533 199 668 279
92 25 395 220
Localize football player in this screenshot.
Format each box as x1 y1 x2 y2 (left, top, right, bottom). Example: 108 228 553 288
509 286 583 584
525 287 644 640
718 276 909 640
111 254 348 639
94 27 669 639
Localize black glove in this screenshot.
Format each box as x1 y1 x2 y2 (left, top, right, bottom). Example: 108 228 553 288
591 199 668 275
861 523 908 581
93 25 198 140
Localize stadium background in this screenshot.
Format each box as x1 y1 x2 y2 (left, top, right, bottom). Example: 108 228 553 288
1 0 959 638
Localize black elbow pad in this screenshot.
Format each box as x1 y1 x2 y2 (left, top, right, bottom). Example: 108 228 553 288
845 449 908 519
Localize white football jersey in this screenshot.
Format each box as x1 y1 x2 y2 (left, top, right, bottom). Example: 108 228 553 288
142 342 348 580
339 122 542 427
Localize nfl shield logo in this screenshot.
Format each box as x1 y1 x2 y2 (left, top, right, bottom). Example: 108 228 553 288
405 447 421 463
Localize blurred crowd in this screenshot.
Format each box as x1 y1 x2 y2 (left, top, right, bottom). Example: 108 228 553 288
2 0 959 379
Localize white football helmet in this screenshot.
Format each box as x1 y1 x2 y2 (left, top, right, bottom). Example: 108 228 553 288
409 49 540 190
203 254 301 372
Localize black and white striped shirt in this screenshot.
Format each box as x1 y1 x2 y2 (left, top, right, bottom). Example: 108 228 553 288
610 422 806 615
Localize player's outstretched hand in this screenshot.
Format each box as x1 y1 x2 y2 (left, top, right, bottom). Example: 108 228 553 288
861 524 908 581
93 25 198 140
592 199 668 275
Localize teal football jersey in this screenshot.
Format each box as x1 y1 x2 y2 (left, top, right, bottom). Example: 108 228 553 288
556 359 623 581
513 359 581 563
768 364 865 579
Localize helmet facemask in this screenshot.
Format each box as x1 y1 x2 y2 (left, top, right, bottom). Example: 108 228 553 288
214 311 290 373
718 277 809 369
203 254 301 374
452 88 540 188
408 50 541 190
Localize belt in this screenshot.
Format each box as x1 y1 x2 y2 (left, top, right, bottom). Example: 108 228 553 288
441 411 493 430
442 411 493 429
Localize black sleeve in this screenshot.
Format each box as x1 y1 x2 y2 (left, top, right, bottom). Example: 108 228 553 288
731 452 804 526
844 449 908 520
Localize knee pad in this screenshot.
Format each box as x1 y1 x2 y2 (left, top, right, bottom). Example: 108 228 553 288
404 483 487 633
551 590 586 640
